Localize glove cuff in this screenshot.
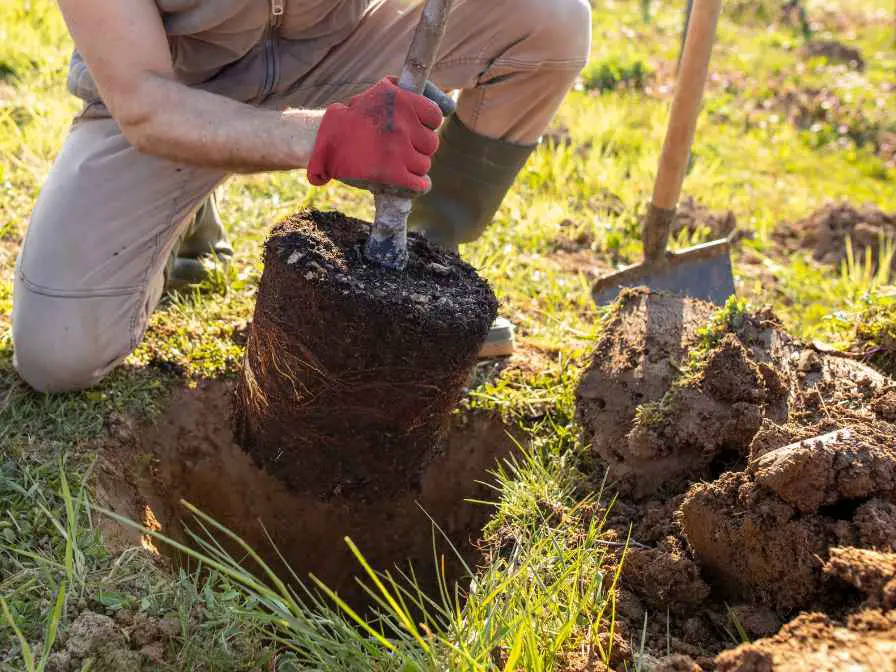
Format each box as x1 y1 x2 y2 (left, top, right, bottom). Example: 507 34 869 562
307 104 344 186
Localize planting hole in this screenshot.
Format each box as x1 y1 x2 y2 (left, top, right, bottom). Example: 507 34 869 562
98 380 522 608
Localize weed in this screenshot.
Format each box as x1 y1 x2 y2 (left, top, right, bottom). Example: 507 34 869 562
687 296 749 365
581 58 651 94
724 605 752 645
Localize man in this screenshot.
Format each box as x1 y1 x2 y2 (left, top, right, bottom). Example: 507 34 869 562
12 0 592 393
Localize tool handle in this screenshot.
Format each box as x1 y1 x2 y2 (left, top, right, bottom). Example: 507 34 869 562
644 0 721 261
398 0 452 94
365 0 453 270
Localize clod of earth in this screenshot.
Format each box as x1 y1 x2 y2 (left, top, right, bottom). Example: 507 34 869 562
750 429 896 514
825 547 896 610
800 40 866 70
680 469 847 610
651 655 703 672
51 611 145 672
576 289 718 497
578 287 893 499
715 611 896 672
679 423 895 609
715 549 896 671
620 547 710 613
233 210 497 500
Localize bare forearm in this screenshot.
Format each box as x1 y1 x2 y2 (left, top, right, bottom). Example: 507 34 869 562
57 0 322 173
120 75 323 173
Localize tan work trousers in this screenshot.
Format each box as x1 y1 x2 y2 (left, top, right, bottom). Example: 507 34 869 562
12 0 591 392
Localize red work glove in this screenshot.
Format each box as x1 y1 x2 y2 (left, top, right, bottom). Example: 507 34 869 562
307 77 443 194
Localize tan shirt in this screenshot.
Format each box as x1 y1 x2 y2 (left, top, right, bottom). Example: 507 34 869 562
69 0 373 106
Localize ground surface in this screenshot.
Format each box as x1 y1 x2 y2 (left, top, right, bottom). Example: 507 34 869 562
577 289 896 667
1 0 895 670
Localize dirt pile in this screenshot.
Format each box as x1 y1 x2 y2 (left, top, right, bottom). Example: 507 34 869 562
716 610 896 671
774 202 896 271
98 380 521 610
715 549 896 671
672 196 739 243
576 289 896 668
40 609 179 672
800 40 866 70
234 210 497 500
680 455 894 610
576 290 718 497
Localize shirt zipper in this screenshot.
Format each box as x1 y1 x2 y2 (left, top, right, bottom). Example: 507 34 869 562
258 0 285 102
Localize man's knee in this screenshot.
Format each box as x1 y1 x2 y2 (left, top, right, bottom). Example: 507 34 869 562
11 285 134 393
515 0 592 69
13 338 107 394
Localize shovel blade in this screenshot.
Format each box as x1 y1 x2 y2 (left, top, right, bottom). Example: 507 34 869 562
592 239 735 306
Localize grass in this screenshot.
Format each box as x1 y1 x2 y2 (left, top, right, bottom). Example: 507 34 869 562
1 0 894 669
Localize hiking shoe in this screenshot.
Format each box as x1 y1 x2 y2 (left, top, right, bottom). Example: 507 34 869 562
409 116 536 249
165 191 233 292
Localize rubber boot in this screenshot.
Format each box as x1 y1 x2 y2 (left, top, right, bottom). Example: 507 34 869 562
409 116 536 249
165 191 234 293
409 117 536 358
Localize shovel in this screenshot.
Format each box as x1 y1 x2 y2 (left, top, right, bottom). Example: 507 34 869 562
364 0 454 270
592 0 735 306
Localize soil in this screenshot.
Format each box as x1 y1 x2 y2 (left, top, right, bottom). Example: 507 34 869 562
576 289 719 497
575 289 896 668
97 379 522 610
824 547 896 609
716 549 896 671
234 210 497 501
672 196 740 243
716 610 896 672
43 610 158 672
800 40 866 70
553 195 741 256
773 202 896 271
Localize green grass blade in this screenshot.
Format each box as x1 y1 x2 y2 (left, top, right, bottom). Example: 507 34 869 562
178 500 297 611
58 462 77 584
343 537 430 652
1 595 36 672
0 543 66 571
308 573 396 652
37 581 66 671
502 624 525 672
94 505 278 602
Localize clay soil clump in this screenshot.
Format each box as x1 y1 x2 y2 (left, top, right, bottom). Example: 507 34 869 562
716 549 896 671
575 288 896 668
234 210 497 500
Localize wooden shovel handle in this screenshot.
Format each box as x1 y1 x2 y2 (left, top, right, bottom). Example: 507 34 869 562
652 0 721 210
